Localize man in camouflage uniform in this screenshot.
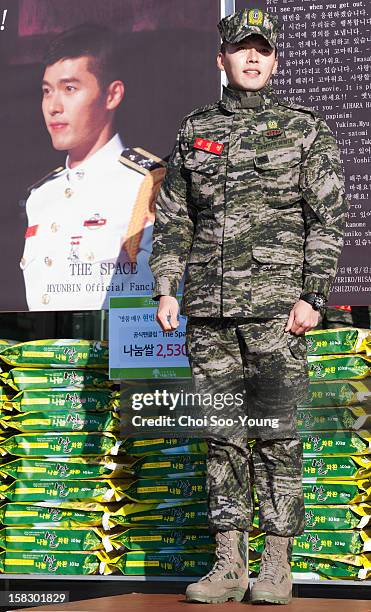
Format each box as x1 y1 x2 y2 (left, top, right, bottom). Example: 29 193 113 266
149 8 347 605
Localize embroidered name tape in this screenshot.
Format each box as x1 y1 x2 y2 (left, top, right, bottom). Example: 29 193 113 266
264 129 284 138
193 138 224 155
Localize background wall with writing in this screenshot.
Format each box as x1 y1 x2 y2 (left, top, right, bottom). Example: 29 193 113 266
236 0 371 306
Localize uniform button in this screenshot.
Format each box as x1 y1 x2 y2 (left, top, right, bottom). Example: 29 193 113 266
64 187 73 198
230 266 235 271
51 222 59 233
75 170 85 180
19 257 26 270
42 294 50 305
44 257 53 266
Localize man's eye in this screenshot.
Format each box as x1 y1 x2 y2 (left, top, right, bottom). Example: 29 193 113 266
42 88 50 96
65 85 76 92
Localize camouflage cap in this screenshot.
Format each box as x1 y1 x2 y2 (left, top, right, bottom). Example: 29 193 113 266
218 8 280 49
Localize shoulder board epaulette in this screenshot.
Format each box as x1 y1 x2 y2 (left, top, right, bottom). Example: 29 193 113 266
27 166 65 194
119 147 166 176
275 97 322 119
184 102 219 120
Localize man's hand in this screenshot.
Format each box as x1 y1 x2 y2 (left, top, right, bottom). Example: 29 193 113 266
285 299 320 335
156 296 180 331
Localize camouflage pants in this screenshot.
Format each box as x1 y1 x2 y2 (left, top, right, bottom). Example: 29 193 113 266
185 317 308 536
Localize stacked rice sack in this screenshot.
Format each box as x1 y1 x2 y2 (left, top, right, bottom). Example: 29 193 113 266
100 389 213 577
0 339 118 575
0 340 213 576
251 328 371 581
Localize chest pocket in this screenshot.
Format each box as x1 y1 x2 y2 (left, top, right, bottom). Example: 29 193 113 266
183 150 221 209
254 147 302 208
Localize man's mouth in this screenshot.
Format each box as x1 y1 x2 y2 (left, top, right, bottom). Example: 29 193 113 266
49 123 68 131
243 69 261 77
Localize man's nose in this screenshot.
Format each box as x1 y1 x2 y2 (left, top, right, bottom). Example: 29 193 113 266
246 48 259 62
47 92 63 115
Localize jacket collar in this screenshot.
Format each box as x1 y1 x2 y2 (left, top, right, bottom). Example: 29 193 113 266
65 133 124 184
220 84 277 112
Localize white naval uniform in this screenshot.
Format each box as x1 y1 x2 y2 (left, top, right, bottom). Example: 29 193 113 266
21 134 163 311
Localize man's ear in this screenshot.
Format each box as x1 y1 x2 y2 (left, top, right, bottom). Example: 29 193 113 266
216 52 225 73
106 80 125 111
272 56 278 75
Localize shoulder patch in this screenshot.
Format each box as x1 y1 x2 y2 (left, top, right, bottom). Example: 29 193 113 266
275 96 322 119
184 102 219 120
27 166 65 194
119 147 166 175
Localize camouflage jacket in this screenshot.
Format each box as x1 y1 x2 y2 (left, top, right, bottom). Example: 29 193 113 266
149 84 347 318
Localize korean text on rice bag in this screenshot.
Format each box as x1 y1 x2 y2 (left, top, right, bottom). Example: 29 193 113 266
103 501 208 530
0 457 127 481
0 503 104 527
0 339 108 368
302 455 371 481
0 550 105 574
0 432 120 457
301 431 370 455
305 328 371 356
4 389 119 414
299 379 371 408
0 368 111 391
297 406 371 431
0 410 119 433
308 355 371 381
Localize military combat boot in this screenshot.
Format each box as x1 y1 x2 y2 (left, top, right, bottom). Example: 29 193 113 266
250 535 293 605
185 530 249 603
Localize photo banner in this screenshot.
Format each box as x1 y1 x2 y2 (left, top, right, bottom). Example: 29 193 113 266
0 0 220 312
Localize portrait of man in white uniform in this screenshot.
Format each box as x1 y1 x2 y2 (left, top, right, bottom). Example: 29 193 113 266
20 23 165 311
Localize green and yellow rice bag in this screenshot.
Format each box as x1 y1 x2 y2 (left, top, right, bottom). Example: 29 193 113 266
121 454 206 478
297 406 371 431
0 550 105 574
308 355 371 381
103 501 208 530
0 432 120 457
303 455 371 480
302 479 371 505
103 527 213 553
253 504 371 531
111 476 207 503
301 431 371 455
4 388 119 414
305 328 371 356
299 379 371 408
121 436 207 456
250 530 371 556
0 479 127 503
0 527 104 551
0 339 108 369
0 368 112 391
250 553 371 580
0 409 119 433
0 503 104 527
304 505 370 530
0 457 129 481
101 550 214 576
0 386 13 404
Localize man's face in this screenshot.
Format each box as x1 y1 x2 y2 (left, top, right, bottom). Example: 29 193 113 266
42 56 110 153
217 35 278 91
